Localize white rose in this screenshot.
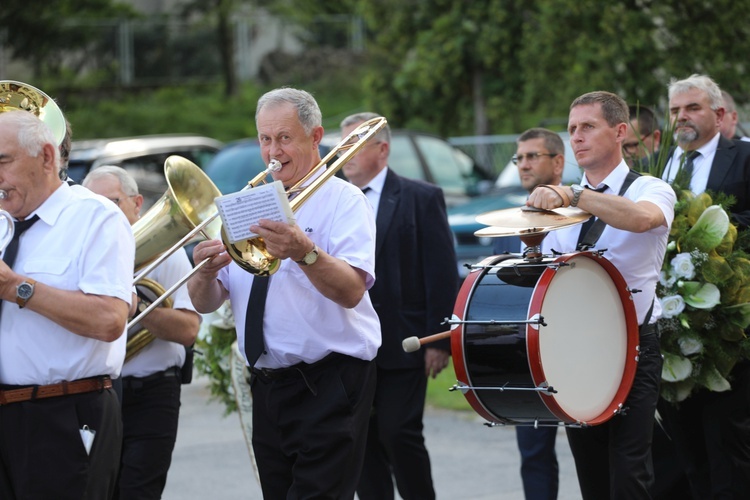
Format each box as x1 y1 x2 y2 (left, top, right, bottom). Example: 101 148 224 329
678 336 703 356
671 253 696 279
661 295 686 318
660 270 676 288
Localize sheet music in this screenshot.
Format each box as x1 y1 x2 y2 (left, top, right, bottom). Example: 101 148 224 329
215 181 294 244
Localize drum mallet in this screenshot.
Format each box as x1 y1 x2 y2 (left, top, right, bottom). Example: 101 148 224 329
402 330 452 353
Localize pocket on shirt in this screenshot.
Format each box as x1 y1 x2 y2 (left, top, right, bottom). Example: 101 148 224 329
22 258 73 287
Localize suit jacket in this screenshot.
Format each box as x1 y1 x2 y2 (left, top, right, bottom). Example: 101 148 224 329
705 136 750 229
668 136 750 228
369 168 458 370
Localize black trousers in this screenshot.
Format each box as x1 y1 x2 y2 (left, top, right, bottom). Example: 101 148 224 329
116 367 182 500
251 354 376 500
357 366 435 500
566 331 662 500
516 426 559 500
0 387 122 500
654 361 750 499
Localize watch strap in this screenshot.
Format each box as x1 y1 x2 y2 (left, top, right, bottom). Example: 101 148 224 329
16 278 37 308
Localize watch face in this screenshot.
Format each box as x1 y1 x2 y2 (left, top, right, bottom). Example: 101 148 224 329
18 283 33 299
303 246 319 265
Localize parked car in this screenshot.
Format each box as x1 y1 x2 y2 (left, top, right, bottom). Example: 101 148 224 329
448 132 582 279
67 134 224 208
322 129 492 207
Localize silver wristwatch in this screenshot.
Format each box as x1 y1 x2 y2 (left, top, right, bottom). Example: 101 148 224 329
570 184 584 207
16 278 36 308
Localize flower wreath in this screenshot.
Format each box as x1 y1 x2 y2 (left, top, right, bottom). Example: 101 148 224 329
656 189 750 402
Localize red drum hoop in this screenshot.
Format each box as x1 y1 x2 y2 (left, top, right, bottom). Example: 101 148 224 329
451 252 639 426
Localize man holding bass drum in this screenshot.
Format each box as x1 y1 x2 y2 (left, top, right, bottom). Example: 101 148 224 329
527 91 675 499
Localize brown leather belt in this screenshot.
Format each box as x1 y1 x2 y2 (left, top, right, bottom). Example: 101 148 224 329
0 376 112 405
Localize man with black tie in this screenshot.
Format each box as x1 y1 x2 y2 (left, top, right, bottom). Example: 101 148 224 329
0 110 134 499
662 74 750 229
340 112 458 500
188 88 380 499
655 74 750 499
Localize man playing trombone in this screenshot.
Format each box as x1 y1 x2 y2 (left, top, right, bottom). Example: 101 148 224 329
0 111 134 499
83 166 200 499
188 87 381 499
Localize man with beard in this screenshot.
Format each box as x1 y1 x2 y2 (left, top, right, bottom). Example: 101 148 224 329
656 74 750 499
662 74 750 228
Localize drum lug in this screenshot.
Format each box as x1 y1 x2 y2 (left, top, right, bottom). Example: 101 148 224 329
527 313 546 330
613 403 628 416
450 382 470 395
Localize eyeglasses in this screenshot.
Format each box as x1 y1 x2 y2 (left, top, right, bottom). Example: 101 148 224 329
622 136 649 154
107 195 135 206
511 152 558 165
335 141 383 158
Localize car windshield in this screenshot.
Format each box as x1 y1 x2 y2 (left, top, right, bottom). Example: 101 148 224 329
204 142 267 195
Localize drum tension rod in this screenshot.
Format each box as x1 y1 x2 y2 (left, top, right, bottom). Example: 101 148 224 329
450 382 557 395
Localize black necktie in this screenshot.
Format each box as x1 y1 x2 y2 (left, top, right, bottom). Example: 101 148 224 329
2 215 39 270
682 150 700 178
0 215 40 324
576 186 607 250
244 276 270 368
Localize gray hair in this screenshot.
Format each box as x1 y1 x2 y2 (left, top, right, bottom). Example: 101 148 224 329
255 87 322 135
82 165 139 196
0 110 60 172
340 112 391 144
722 90 737 113
668 74 724 110
517 128 564 155
570 91 629 127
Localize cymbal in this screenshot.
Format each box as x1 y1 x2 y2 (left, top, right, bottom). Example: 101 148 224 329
474 206 591 237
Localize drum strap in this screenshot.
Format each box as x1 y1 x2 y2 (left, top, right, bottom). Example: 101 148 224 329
577 169 642 251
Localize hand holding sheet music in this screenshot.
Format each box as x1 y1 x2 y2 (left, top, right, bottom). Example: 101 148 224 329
215 181 295 244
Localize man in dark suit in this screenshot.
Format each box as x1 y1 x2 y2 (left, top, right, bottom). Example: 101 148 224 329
663 74 750 229
341 112 458 500
655 74 750 499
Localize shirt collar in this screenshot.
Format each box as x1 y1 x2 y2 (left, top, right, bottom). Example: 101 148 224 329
362 166 389 195
581 160 630 194
674 131 721 160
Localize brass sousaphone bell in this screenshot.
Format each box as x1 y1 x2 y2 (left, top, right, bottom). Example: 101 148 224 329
0 81 68 253
126 156 223 359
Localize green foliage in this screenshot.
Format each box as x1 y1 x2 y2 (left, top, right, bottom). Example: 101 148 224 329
194 321 238 415
61 75 365 141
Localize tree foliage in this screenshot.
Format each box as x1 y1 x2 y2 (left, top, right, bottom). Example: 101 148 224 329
353 0 750 135
1 0 136 78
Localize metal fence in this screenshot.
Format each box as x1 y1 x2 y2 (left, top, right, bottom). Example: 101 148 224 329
0 14 364 87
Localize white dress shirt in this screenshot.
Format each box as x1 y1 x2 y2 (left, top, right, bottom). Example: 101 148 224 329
219 170 382 369
543 161 675 325
124 248 198 377
0 183 134 385
361 166 389 213
662 132 721 195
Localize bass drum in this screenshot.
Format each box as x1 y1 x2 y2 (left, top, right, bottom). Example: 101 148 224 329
451 252 639 426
